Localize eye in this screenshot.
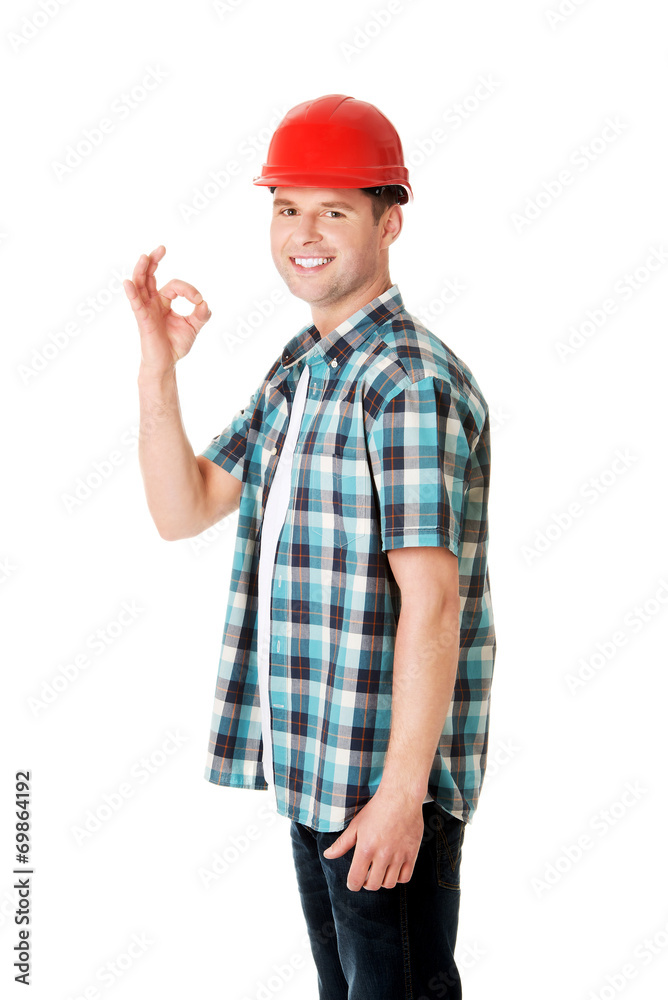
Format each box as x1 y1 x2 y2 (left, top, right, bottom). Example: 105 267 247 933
325 211 343 218
279 208 297 216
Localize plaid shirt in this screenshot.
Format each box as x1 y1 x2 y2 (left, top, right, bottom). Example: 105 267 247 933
200 284 496 832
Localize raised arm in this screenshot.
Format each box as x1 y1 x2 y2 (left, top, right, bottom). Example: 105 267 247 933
124 245 242 540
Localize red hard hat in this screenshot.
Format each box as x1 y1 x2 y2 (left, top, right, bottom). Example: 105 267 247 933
253 94 413 204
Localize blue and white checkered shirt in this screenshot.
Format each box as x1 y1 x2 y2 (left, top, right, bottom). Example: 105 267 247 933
199 284 496 832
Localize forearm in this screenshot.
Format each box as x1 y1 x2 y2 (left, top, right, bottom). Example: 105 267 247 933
378 593 460 803
137 365 207 539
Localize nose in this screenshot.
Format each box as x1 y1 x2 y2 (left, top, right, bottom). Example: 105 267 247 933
292 212 323 247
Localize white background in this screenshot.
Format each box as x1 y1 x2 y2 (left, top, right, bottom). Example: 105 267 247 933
2 1 667 998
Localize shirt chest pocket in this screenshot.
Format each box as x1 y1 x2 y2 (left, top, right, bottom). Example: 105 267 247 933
294 445 364 550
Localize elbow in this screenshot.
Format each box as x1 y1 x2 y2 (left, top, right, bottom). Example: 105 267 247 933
149 507 200 541
155 521 185 542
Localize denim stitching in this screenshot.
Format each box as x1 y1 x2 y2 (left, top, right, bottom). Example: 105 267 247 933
436 811 463 890
399 883 414 999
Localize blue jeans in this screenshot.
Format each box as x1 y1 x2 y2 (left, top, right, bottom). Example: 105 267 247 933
290 800 465 1000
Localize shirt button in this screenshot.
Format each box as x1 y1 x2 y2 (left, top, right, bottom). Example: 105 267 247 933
271 447 277 455
331 359 337 367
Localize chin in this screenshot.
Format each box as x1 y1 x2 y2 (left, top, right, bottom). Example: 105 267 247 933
280 270 326 299
287 285 325 305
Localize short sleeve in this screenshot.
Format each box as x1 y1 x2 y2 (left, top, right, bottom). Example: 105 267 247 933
198 381 263 483
366 376 472 555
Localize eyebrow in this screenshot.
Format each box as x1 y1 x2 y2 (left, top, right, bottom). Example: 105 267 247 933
273 198 358 213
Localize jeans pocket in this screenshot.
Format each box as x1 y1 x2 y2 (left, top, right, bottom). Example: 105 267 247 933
434 806 465 890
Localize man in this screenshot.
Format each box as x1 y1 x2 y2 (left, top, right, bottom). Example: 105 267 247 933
124 94 495 999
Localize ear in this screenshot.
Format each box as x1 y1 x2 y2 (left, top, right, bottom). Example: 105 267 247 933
379 203 403 249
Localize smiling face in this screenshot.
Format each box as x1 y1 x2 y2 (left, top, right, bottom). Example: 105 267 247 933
270 186 402 333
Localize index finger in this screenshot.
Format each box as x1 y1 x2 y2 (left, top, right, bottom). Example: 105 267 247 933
158 278 206 306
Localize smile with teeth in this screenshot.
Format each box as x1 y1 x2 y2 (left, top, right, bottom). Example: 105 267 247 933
291 256 335 268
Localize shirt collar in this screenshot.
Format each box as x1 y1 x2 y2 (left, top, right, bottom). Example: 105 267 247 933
279 283 405 372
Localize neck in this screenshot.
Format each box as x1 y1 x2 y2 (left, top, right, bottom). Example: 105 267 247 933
310 273 393 339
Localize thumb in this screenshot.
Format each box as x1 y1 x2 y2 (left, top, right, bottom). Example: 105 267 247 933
323 826 356 858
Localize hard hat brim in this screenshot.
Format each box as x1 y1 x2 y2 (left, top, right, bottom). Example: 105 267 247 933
253 168 413 203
